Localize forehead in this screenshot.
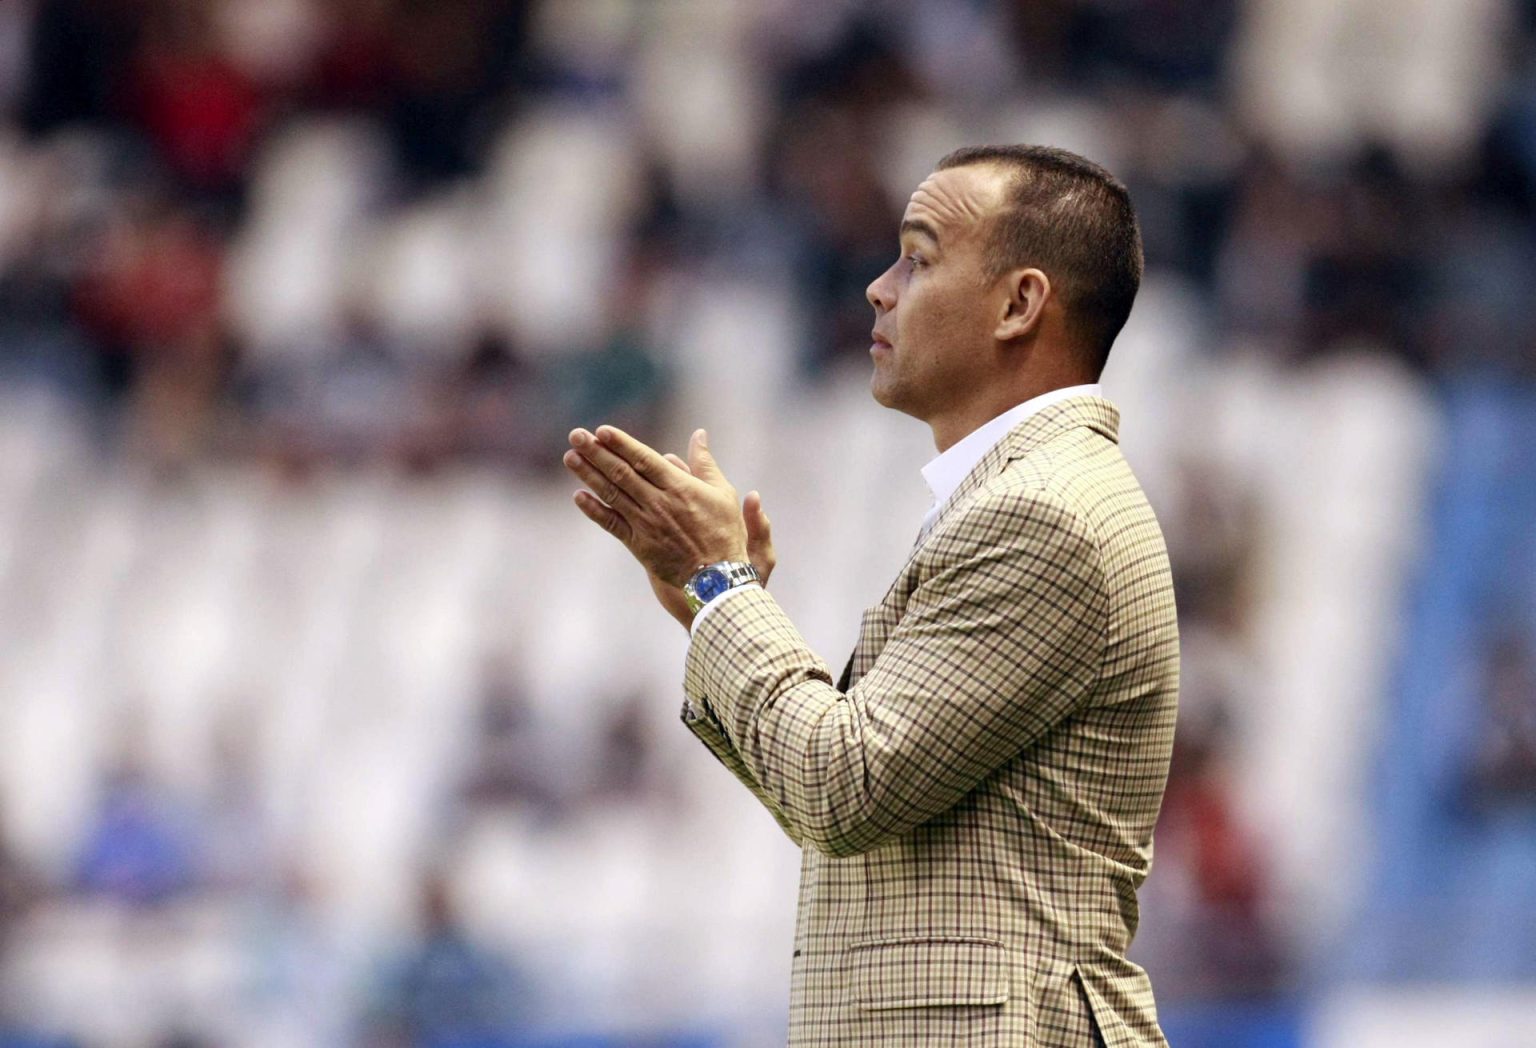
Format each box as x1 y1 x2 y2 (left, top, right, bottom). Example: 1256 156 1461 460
902 164 1011 238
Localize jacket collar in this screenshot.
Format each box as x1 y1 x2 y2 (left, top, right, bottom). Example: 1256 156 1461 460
917 394 1120 549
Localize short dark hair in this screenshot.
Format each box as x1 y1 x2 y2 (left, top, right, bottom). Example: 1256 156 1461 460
937 144 1143 375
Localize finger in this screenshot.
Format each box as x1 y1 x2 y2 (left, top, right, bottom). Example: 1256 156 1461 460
592 425 687 490
664 453 692 474
572 490 633 543
568 429 661 505
563 448 642 515
686 428 727 487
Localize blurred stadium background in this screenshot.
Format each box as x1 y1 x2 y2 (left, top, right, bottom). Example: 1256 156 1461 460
0 0 1534 1045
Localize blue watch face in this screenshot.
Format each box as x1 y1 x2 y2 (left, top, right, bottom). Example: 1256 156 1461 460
693 567 730 602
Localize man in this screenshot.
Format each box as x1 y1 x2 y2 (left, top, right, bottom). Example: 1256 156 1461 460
563 145 1178 1047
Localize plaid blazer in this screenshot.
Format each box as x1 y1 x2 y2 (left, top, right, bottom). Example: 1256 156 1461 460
682 395 1178 1047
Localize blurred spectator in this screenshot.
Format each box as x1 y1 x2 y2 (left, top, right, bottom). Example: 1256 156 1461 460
0 178 100 396
308 0 399 112
544 268 669 451
458 656 559 816
1003 0 1239 93
127 1 266 204
243 306 415 465
1462 629 1536 814
72 192 224 392
1147 455 1287 999
359 870 529 1048
0 814 44 968
769 22 917 374
1299 147 1427 364
583 693 657 805
1213 147 1329 341
442 329 544 467
71 189 230 464
73 737 202 907
1166 457 1260 634
1154 704 1286 998
773 107 899 375
1116 93 1244 284
20 0 141 135
242 869 355 1046
379 0 532 191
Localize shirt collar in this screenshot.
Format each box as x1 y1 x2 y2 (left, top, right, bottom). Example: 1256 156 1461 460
920 384 1103 512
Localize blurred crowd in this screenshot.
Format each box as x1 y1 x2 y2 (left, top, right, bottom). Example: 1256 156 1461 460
3 0 1533 472
0 0 1534 1045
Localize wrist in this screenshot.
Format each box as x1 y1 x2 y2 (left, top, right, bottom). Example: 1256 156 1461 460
683 560 760 616
687 577 760 635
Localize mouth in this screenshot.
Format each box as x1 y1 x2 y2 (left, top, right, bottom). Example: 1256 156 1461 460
870 330 892 354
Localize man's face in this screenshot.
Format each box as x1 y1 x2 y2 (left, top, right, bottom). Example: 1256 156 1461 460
865 164 1009 422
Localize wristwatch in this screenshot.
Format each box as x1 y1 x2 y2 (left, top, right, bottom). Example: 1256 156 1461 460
683 560 760 615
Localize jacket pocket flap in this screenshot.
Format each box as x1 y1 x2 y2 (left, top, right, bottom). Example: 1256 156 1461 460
848 936 1010 1011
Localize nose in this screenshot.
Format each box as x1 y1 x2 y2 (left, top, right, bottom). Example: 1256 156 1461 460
866 262 896 313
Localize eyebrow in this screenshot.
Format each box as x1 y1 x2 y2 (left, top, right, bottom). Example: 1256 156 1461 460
899 218 941 246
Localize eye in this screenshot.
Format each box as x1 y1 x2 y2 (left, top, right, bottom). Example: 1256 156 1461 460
906 253 926 270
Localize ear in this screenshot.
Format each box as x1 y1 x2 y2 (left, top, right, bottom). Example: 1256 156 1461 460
994 267 1051 342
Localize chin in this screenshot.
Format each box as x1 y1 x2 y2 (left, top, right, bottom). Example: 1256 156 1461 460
869 372 897 409
869 380 919 419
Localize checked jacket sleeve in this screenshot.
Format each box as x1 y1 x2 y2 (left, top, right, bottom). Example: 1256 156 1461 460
680 488 1109 857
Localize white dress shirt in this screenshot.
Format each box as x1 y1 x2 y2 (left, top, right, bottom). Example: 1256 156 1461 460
689 383 1103 636
916 383 1102 540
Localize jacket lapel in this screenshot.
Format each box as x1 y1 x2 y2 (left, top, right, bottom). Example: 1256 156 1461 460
893 395 1119 587
840 395 1121 691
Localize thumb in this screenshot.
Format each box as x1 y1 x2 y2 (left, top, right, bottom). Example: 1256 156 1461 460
687 428 724 485
744 489 771 542
664 452 692 475
744 489 776 582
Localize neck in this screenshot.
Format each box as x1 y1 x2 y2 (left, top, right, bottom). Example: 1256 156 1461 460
927 373 1093 452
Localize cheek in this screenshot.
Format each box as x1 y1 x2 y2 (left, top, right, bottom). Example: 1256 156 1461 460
934 274 992 334
893 279 935 340
896 277 963 350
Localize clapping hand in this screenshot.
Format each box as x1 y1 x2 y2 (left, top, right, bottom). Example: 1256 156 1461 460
564 426 776 629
